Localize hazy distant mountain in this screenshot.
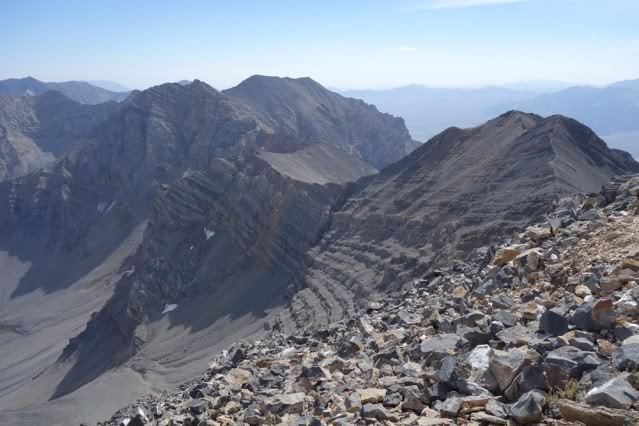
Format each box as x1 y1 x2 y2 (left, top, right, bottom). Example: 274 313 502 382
0 77 129 105
344 78 639 157
499 79 577 93
86 80 130 92
608 78 639 90
513 81 639 157
342 84 537 141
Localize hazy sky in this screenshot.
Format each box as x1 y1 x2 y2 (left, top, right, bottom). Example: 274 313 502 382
2 0 638 90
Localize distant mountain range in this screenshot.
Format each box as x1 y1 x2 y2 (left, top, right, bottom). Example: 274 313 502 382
343 78 639 157
85 80 130 92
0 76 129 105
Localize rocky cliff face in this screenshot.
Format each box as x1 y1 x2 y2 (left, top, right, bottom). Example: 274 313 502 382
0 91 118 181
53 109 639 404
0 78 407 406
276 111 639 331
223 75 420 169
54 153 356 397
101 173 639 426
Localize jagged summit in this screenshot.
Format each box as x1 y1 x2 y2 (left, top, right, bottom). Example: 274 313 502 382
224 75 419 168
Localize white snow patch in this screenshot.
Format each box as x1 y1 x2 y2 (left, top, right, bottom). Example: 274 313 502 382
204 228 215 240
121 419 130 426
97 201 108 212
183 168 193 179
105 200 116 213
124 266 135 277
162 303 178 314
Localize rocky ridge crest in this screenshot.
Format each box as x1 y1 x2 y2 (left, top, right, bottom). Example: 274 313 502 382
102 173 639 426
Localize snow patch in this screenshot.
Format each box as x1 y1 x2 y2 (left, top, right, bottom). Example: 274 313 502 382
204 228 215 240
162 303 178 314
105 200 116 213
183 168 193 179
97 200 116 213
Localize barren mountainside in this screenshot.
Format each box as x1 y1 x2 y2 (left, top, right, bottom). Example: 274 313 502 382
224 75 420 169
0 76 130 105
0 90 119 181
0 76 421 425
1 77 638 426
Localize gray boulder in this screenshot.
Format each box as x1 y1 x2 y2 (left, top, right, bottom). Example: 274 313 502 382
510 390 545 424
585 377 639 410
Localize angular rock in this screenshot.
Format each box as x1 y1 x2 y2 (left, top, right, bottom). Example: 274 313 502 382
539 308 569 336
510 390 545 424
585 377 639 409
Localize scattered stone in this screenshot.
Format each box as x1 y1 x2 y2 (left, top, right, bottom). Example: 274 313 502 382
357 388 386 404
510 390 545 424
100 174 639 426
540 308 569 335
585 377 639 409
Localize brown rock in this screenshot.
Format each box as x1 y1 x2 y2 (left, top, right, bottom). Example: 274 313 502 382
559 399 637 426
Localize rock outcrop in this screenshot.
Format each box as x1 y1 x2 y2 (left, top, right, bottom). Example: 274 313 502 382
223 75 420 169
100 173 639 426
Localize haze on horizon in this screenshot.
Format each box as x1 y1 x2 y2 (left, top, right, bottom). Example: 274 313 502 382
2 0 638 91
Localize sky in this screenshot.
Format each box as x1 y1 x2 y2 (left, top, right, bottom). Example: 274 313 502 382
1 0 638 90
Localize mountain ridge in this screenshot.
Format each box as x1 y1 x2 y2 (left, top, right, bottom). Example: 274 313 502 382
0 76 130 105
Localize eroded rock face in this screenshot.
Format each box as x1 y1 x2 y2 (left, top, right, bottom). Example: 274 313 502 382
223 75 420 169
55 153 351 397
0 90 118 181
100 173 639 426
0 77 417 410
276 111 639 332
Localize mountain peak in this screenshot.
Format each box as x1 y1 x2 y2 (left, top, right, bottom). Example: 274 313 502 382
233 74 324 91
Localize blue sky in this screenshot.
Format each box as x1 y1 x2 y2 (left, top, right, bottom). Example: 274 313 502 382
2 0 638 90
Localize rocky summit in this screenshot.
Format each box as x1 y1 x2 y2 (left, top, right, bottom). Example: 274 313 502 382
101 173 639 426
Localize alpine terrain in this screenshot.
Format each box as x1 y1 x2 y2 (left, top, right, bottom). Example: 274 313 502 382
0 76 638 426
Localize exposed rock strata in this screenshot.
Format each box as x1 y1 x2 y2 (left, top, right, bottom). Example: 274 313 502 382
100 173 639 426
276 111 639 331
0 90 118 180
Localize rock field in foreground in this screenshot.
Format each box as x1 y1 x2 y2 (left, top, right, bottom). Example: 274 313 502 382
100 174 639 426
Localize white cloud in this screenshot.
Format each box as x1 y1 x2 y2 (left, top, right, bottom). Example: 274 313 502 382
409 0 529 9
399 46 417 52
